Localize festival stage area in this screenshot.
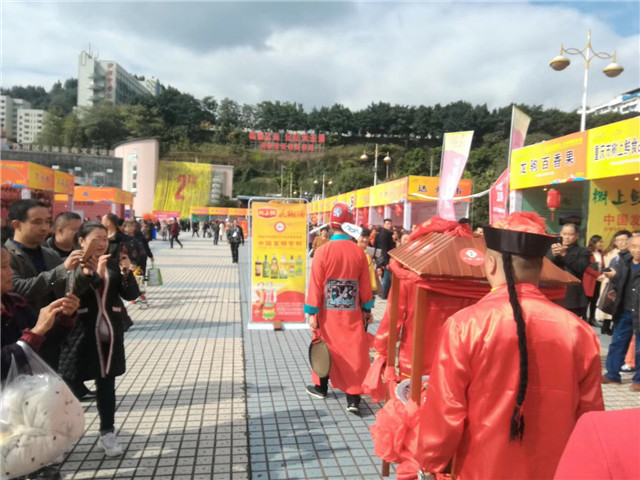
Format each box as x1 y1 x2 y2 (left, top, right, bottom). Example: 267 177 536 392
59 236 638 480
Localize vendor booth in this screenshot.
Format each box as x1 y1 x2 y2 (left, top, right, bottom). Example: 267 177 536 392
310 176 472 230
510 117 639 243
52 170 76 218
189 206 249 235
73 186 134 220
0 161 55 218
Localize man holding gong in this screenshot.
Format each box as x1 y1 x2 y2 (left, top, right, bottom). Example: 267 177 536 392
305 202 375 414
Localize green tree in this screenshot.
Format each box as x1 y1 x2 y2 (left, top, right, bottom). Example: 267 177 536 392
122 104 165 138
215 97 242 143
62 113 85 147
36 108 65 146
79 101 128 149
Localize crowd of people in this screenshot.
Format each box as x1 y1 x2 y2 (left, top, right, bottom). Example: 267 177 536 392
2 196 638 479
0 200 160 479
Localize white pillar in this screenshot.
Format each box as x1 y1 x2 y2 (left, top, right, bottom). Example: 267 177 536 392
403 202 412 231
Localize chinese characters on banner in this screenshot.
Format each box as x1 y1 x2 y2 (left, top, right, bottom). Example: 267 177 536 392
490 169 510 224
587 117 640 179
510 131 588 190
250 202 308 326
587 176 640 246
438 131 474 220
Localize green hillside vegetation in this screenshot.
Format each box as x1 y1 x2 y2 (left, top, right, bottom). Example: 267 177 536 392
9 80 637 225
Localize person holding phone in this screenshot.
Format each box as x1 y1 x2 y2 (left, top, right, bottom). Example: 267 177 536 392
547 223 591 319
58 221 140 457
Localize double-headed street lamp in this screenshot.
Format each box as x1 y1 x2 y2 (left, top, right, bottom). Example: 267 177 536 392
360 144 391 186
313 173 332 198
550 29 624 132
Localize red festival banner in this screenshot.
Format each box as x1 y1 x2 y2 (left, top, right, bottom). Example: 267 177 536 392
438 131 474 220
489 169 510 224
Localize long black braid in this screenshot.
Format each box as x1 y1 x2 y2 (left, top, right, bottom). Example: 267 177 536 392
502 252 528 442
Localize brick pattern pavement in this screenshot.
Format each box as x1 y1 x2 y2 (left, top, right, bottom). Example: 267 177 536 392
56 236 637 480
240 244 388 480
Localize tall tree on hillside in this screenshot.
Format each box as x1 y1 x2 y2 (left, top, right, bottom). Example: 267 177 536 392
80 101 128 149
215 97 242 143
122 104 165 138
36 108 65 146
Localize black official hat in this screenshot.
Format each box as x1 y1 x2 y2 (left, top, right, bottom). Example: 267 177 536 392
483 226 556 257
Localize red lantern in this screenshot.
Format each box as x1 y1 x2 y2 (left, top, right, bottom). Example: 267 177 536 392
546 188 561 220
395 203 403 216
377 206 384 216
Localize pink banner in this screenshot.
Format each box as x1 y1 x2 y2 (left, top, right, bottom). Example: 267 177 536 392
489 169 510 225
438 131 474 220
510 106 531 152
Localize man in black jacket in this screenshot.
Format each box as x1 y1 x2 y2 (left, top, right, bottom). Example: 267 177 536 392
374 219 395 299
212 220 220 245
227 219 244 263
602 235 640 391
44 211 82 259
548 223 591 318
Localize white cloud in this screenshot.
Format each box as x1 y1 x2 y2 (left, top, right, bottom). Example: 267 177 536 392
2 2 638 112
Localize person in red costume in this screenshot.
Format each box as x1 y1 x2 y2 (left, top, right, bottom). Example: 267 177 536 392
554 408 640 480
416 212 604 479
305 202 375 414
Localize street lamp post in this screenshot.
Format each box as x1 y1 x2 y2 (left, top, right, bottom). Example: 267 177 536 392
360 144 391 186
313 173 332 198
550 29 624 132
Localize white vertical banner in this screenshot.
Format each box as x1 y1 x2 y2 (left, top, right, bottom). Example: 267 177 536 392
438 131 474 220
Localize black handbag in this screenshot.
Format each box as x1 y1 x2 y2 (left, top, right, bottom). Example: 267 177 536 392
597 282 617 315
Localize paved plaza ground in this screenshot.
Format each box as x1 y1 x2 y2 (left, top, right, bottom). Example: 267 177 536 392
58 236 639 479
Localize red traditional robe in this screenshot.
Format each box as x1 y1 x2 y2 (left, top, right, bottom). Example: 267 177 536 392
305 234 374 394
417 283 604 480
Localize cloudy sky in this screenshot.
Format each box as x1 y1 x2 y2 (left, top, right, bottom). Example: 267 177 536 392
2 1 639 112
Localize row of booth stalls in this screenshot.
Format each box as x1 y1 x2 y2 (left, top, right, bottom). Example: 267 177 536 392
366 116 639 475
0 160 134 221
187 206 250 236
510 116 639 244
308 176 473 230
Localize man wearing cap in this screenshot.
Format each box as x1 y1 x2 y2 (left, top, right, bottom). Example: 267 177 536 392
416 212 603 479
305 202 375 414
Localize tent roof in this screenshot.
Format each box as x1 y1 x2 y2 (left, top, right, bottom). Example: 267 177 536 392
390 232 579 285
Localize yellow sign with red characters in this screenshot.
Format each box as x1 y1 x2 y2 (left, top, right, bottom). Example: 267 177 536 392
250 202 308 325
510 131 588 189
587 117 640 180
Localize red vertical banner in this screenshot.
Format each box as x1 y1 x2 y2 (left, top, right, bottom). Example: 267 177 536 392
438 131 473 220
489 169 510 225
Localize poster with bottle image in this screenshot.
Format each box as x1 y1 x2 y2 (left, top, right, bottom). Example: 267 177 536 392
250 201 308 326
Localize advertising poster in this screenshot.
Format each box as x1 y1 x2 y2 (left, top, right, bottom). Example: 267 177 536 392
250 202 308 327
587 175 640 245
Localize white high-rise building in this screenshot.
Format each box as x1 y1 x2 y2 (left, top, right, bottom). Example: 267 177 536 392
17 108 47 144
582 88 640 116
1 95 32 141
77 50 162 109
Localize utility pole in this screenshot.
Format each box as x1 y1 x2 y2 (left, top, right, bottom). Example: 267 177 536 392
289 171 293 197
280 165 284 197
